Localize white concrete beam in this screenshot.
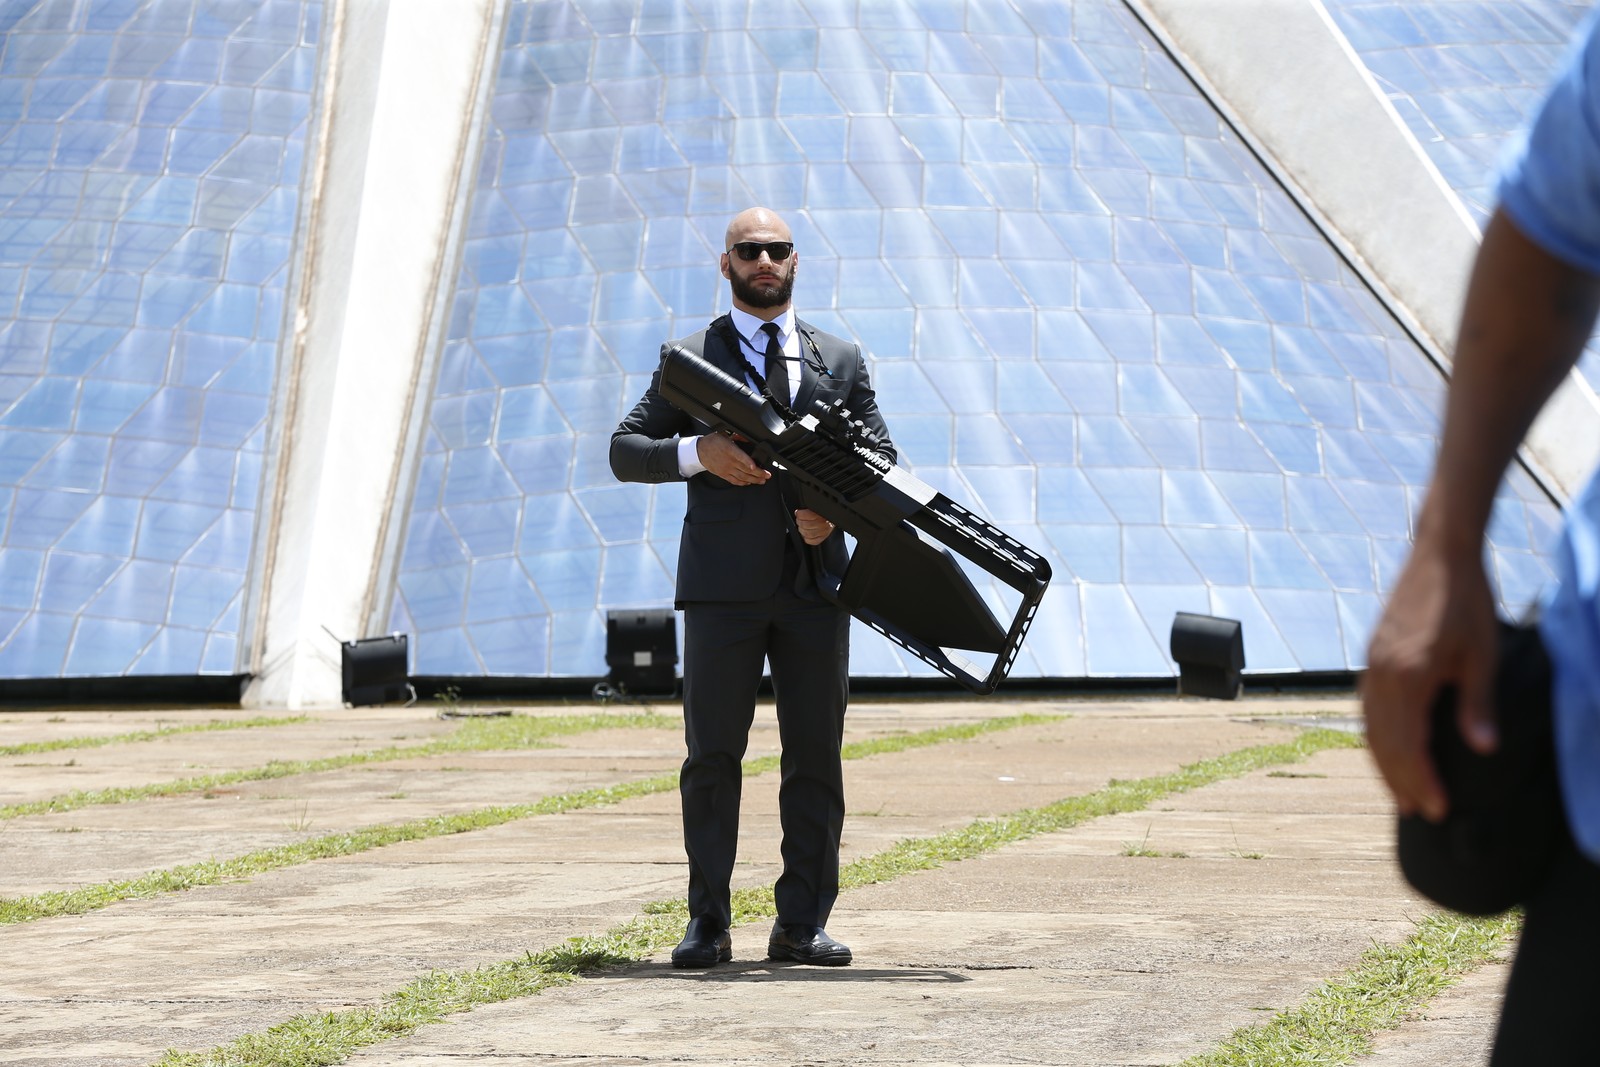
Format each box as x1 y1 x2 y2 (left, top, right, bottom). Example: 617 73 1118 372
243 0 501 709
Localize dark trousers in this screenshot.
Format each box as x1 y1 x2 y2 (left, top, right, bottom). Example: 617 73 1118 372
1490 830 1600 1063
678 585 850 931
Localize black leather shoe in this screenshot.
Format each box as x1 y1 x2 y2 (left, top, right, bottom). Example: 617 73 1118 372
766 923 852 966
671 917 731 969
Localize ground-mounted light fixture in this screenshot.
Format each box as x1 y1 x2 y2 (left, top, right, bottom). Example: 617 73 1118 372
603 609 679 698
1170 612 1245 700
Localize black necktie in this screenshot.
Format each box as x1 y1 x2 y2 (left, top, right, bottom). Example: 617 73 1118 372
761 322 790 407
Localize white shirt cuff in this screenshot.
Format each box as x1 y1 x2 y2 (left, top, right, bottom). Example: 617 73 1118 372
678 436 706 477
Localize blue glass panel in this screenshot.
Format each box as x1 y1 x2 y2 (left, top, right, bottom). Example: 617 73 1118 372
1127 582 1212 667
1252 421 1321 474
1255 586 1345 668
890 413 952 465
442 446 523 505
0 428 59 483
1161 469 1240 527
8 487 95 548
494 385 567 443
1044 521 1118 581
126 623 204 674
1335 589 1381 668
1249 528 1330 590
0 609 73 676
1296 530 1375 592
1 376 77 430
953 415 1030 463
966 465 1034 524
597 541 674 606
1487 496 1532 553
1118 364 1194 417
38 549 122 614
1331 477 1410 539
1080 583 1166 674
1084 465 1161 523
1208 470 1286 529
1125 415 1198 468
1124 524 1202 583
921 359 995 413
182 508 251 570
197 389 264 448
1367 431 1435 484
0 548 44 609
575 483 648 544
1493 546 1553 617
25 435 108 492
519 490 600 555
135 500 220 563
401 511 468 571
470 614 551 675
196 630 233 671
166 563 240 628
63 614 161 675
1077 415 1154 468
466 557 544 624
1170 526 1248 584
400 565 471 627
527 546 601 612
1321 426 1398 482
1282 373 1357 428
1038 465 1114 524
1286 476 1365 535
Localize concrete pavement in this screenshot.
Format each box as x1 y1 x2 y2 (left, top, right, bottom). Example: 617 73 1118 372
0 694 1505 1066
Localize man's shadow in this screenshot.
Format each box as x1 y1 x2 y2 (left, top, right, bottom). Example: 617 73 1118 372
631 961 971 983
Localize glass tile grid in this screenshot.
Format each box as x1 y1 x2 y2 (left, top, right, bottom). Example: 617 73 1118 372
0 0 322 677
1323 0 1591 226
1321 1 1600 395
394 0 1562 680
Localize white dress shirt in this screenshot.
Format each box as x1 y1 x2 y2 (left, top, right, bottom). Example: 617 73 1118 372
676 307 799 477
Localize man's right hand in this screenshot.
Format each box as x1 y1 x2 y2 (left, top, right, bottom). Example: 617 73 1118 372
696 432 772 486
1362 538 1500 824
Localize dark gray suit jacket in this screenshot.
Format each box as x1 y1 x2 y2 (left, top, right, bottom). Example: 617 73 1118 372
610 314 896 605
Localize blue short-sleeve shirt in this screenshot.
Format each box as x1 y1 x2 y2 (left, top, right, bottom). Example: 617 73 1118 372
1497 10 1600 863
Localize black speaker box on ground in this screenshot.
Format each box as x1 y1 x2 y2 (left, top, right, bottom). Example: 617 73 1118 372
1170 612 1245 700
342 633 411 706
605 609 678 696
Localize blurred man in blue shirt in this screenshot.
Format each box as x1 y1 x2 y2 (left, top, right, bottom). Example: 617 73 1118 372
1364 11 1600 1062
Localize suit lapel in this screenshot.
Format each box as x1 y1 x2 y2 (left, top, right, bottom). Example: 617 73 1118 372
792 319 823 415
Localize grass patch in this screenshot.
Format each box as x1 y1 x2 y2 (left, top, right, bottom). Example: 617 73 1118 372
3 713 1060 926
0 711 681 822
1179 910 1518 1066
0 716 311 758
153 727 1359 1067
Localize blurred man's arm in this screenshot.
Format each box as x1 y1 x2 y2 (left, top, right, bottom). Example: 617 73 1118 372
1364 208 1600 821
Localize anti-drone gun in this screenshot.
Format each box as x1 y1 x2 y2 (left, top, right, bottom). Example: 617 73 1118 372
658 345 1052 694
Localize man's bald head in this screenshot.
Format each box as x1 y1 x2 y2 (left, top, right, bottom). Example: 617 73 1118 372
725 207 791 248
721 207 798 318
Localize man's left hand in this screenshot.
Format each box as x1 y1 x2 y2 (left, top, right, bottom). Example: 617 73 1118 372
795 509 836 546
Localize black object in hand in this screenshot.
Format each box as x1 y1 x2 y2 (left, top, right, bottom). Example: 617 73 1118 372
1396 621 1565 915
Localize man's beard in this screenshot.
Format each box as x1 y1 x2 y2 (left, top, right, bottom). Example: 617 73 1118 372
730 268 794 309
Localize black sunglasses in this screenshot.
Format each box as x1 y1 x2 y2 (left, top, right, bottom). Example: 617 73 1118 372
727 241 794 262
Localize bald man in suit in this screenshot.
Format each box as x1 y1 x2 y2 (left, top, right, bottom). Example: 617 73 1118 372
611 207 896 968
